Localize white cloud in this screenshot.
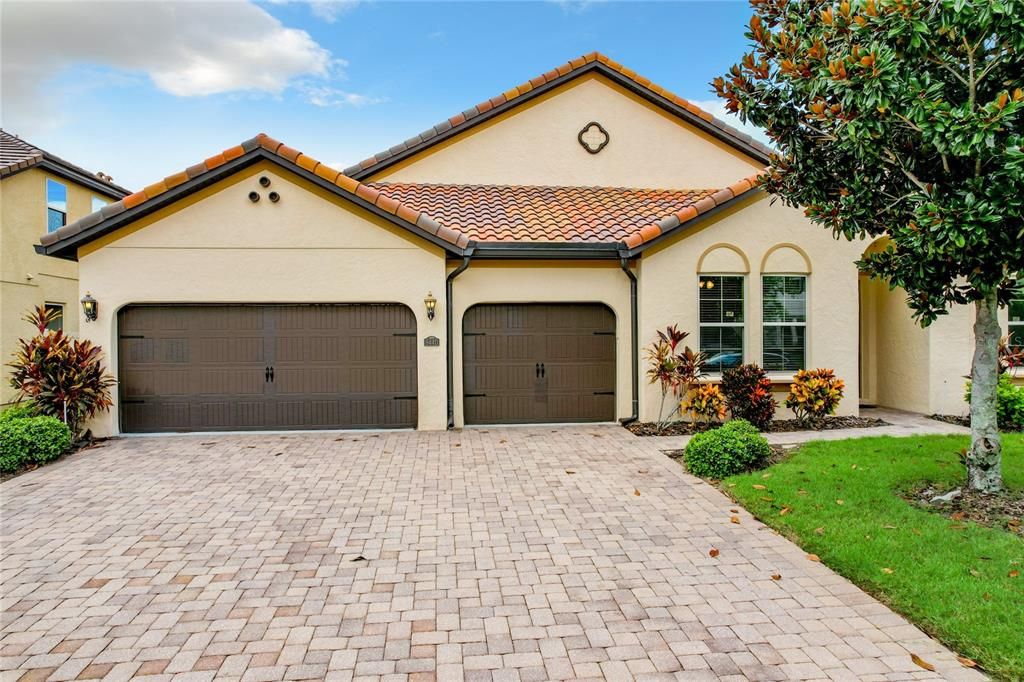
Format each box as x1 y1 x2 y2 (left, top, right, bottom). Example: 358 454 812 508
299 84 386 108
688 98 773 148
262 0 360 23
0 0 371 133
550 0 606 15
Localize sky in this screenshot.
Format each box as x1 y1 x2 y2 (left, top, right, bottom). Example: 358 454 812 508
0 0 761 191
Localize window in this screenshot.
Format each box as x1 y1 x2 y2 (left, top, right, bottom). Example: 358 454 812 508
46 179 67 232
699 275 744 373
91 196 108 213
1010 289 1024 351
44 303 63 332
762 275 807 373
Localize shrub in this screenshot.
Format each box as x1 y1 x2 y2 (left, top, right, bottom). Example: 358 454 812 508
965 373 1024 431
644 325 707 429
684 419 771 479
7 307 115 439
721 363 778 430
0 416 72 473
785 368 845 427
685 384 727 425
0 403 36 424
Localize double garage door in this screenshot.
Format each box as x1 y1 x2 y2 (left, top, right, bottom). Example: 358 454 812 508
118 304 417 432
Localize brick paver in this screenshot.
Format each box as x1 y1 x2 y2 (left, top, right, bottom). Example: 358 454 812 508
1 426 983 680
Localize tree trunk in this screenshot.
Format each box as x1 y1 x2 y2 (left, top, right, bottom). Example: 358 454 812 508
967 291 1002 492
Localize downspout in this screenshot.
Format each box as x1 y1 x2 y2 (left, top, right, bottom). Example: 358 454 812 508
619 253 639 424
446 245 475 429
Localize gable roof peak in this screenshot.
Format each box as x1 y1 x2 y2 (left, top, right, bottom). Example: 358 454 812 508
344 52 772 180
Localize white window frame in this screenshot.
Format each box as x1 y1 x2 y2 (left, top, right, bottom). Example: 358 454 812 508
1009 289 1024 351
761 274 808 374
698 274 746 374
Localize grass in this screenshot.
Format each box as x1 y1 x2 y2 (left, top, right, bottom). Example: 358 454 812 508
725 434 1024 681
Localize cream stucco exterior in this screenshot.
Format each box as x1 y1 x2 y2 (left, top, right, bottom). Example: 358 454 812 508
637 195 863 420
76 164 449 435
1 167 117 406
49 60 1014 434
375 75 763 190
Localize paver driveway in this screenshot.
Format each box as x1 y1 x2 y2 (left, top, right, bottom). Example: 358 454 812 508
1 426 981 681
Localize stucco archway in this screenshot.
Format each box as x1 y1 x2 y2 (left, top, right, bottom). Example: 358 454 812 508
858 238 931 411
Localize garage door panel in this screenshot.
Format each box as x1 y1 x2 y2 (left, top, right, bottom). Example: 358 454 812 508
463 304 615 424
118 304 416 432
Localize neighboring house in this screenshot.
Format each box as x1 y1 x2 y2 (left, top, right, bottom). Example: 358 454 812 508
0 130 129 406
34 53 1022 435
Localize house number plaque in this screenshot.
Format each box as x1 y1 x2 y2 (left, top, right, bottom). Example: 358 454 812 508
424 336 440 347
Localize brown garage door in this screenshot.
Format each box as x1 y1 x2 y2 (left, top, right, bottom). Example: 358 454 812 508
118 304 417 432
463 304 615 424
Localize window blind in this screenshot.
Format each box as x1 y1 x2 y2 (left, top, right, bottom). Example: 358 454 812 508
762 275 806 372
699 275 744 373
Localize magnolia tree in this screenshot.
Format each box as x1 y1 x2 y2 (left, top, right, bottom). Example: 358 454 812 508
715 0 1023 492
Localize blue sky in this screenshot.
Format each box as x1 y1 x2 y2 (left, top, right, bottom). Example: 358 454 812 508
1 1 758 190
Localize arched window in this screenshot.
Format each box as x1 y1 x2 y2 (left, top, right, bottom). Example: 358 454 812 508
760 245 811 373
697 245 749 374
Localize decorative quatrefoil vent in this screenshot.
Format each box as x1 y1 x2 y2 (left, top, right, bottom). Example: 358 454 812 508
578 121 609 154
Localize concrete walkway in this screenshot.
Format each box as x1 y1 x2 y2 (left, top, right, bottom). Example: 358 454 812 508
1 425 981 681
646 408 970 450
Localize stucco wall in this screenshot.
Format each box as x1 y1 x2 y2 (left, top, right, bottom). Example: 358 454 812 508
375 74 762 190
449 261 634 428
75 163 449 435
1 168 101 405
637 196 863 421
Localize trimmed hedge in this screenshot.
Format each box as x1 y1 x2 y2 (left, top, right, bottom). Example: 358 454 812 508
685 419 771 479
0 415 72 473
0 403 36 424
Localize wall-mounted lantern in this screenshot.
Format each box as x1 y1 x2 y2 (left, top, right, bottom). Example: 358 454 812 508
424 292 437 321
81 292 98 322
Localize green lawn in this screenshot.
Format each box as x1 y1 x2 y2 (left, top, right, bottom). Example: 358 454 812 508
725 434 1023 681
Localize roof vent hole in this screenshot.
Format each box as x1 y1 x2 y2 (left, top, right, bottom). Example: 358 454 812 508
248 191 260 203
268 191 281 203
259 176 271 187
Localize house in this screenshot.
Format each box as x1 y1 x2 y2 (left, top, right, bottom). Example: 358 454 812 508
34 53 1022 435
1 130 129 407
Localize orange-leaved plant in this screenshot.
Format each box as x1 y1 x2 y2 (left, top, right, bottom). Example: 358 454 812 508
785 368 844 427
644 325 706 431
685 384 728 427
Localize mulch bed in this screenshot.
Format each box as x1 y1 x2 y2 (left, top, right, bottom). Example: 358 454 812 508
627 415 888 437
928 414 971 428
905 484 1024 537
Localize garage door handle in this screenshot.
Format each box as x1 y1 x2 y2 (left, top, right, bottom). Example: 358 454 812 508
269 367 274 382
540 363 545 378
265 367 270 382
535 363 540 378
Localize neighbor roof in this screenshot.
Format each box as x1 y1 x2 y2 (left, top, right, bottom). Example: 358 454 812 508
345 52 773 180
36 131 764 260
0 129 130 197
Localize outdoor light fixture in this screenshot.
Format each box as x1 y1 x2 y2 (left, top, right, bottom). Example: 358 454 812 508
81 293 98 322
424 292 437 320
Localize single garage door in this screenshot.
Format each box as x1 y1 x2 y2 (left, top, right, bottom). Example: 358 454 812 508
463 303 615 424
118 304 417 432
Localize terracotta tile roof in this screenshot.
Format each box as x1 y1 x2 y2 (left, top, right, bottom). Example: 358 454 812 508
1 129 130 195
39 133 471 251
368 183 716 244
37 130 763 256
345 52 773 179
